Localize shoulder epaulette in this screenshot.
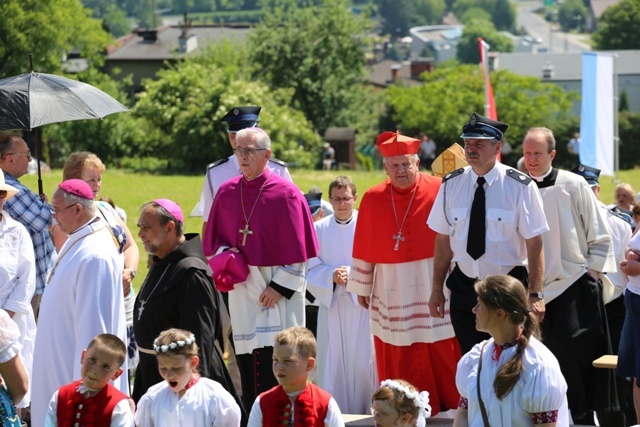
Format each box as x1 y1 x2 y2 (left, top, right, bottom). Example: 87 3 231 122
506 168 532 185
609 208 634 227
442 168 465 182
269 157 287 167
207 157 229 170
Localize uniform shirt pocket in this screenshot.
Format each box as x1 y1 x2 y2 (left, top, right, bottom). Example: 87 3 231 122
450 207 469 241
486 208 515 242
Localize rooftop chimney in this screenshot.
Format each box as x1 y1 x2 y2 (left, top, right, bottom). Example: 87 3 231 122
138 29 158 43
410 59 434 79
178 12 198 53
542 62 554 80
391 63 402 83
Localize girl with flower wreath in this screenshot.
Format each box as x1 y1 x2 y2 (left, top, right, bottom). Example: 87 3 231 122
453 275 569 427
135 328 241 427
371 379 431 427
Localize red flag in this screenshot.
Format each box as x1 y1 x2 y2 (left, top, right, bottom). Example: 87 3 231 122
478 37 500 161
478 37 497 120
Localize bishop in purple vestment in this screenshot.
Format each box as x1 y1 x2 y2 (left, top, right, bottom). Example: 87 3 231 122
202 127 318 411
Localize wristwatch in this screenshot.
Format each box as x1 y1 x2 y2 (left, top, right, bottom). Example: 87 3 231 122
529 292 544 299
126 268 137 279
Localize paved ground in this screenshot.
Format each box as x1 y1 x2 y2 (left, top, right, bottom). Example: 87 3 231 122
516 0 591 53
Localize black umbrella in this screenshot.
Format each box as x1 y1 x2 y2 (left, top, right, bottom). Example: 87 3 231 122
0 70 129 193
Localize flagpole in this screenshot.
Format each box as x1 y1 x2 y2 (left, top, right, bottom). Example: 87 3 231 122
613 53 619 183
479 38 491 118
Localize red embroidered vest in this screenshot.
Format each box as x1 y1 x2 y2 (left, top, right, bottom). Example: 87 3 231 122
56 380 130 427
259 383 331 427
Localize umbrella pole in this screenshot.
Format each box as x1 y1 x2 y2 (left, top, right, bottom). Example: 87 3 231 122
32 128 43 195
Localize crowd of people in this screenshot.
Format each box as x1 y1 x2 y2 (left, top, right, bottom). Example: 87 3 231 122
1 106 640 427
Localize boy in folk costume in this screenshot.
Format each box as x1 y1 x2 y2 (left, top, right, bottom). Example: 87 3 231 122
247 327 344 427
45 334 134 426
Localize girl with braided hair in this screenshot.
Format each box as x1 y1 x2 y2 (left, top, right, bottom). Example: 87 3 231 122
453 275 570 427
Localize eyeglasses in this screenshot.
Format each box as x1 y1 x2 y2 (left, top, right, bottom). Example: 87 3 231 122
330 197 354 204
233 147 267 156
52 203 77 216
7 151 32 160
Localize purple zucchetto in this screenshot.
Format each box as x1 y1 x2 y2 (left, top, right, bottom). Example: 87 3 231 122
154 198 184 224
58 179 93 200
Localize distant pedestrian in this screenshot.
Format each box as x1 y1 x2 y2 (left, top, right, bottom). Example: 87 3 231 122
322 143 336 170
567 132 580 156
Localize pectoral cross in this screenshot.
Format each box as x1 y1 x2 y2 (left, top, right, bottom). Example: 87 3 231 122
393 231 405 251
137 300 146 321
239 224 253 246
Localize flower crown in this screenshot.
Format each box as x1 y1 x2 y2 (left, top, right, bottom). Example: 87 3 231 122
153 334 196 354
380 379 431 427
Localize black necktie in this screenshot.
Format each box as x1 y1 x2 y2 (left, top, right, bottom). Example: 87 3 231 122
467 176 486 260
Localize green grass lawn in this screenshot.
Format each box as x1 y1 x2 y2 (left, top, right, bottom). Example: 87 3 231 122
20 168 387 291
18 166 638 292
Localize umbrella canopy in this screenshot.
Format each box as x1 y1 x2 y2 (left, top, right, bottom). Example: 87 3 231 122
0 72 129 131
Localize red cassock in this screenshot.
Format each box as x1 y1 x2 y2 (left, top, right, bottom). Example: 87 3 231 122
351 172 461 414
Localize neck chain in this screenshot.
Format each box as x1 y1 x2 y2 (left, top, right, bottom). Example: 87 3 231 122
238 170 271 246
137 263 171 321
390 184 417 251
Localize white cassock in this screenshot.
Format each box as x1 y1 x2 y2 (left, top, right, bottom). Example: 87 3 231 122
599 202 632 302
306 212 376 414
0 212 36 408
536 170 616 302
229 264 306 355
456 337 570 427
136 378 241 427
30 217 127 427
215 243 306 355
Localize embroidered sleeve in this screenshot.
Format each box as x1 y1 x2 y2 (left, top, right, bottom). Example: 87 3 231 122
531 410 559 424
458 396 468 409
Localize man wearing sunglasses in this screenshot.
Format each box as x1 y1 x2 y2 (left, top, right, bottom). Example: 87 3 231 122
0 135 54 318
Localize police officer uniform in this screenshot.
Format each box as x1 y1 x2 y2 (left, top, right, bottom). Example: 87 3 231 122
427 113 549 354
193 106 292 219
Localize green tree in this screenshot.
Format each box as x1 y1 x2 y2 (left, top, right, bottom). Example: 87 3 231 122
492 0 516 31
456 18 513 64
557 0 587 31
618 111 640 169
460 7 492 24
378 0 416 37
385 64 576 147
452 0 514 31
44 68 143 167
133 60 323 171
414 0 446 26
377 0 445 36
248 0 370 134
592 0 640 50
0 0 112 77
103 4 133 37
619 89 629 112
